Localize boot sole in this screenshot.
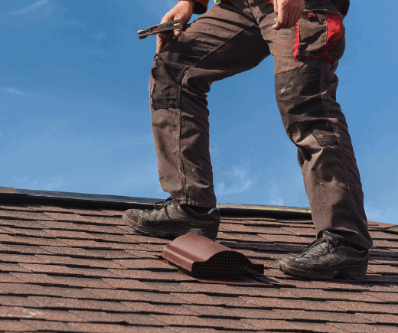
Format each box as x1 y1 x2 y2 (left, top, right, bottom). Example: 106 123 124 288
122 213 219 241
277 261 368 280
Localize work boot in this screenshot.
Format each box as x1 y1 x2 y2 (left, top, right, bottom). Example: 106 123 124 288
123 197 220 240
277 230 369 280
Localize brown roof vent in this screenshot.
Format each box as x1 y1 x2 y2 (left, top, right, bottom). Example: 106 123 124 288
162 234 264 279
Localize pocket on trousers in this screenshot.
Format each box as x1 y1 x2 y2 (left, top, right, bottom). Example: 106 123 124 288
293 9 345 66
151 55 184 111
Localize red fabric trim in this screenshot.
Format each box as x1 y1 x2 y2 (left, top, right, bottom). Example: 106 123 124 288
293 21 300 59
192 0 209 7
307 13 316 18
293 13 341 66
299 54 337 66
324 12 343 54
266 0 273 4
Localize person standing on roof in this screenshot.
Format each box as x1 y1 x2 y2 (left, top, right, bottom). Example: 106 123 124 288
123 0 373 280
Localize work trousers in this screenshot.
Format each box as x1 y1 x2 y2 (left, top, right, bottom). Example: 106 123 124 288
149 0 373 249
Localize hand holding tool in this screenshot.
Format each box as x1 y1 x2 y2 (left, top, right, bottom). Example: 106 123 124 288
138 19 183 39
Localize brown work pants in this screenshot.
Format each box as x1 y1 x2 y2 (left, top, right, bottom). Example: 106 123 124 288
149 0 373 249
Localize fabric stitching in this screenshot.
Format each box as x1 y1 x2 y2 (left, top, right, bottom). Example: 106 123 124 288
319 61 353 216
177 25 256 206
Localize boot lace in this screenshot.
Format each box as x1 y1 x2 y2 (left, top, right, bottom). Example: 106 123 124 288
297 237 336 259
153 196 173 210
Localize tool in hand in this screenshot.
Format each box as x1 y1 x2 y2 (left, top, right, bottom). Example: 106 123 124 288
138 19 183 39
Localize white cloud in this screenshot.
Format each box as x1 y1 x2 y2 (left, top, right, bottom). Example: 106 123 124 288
365 205 382 222
136 0 177 19
10 0 49 16
4 88 24 95
91 30 107 41
266 180 285 206
216 164 256 196
0 0 84 28
12 176 67 191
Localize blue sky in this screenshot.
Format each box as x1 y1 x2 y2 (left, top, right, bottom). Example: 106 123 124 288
0 0 397 225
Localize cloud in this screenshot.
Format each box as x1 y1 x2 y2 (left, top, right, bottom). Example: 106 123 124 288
266 180 285 206
216 164 256 196
11 176 67 192
4 88 24 95
365 205 382 222
9 0 49 16
136 0 177 19
91 30 107 41
0 0 83 28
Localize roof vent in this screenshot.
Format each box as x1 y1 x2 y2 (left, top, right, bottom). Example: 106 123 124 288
162 234 264 279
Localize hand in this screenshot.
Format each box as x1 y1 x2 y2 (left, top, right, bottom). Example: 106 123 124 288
156 0 195 53
273 0 304 30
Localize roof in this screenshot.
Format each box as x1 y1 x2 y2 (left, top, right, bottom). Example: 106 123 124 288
1 187 398 332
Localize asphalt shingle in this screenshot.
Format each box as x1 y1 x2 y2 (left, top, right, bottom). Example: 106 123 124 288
0 189 397 332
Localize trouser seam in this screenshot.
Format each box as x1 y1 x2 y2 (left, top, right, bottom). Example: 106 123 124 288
320 62 353 215
178 24 256 206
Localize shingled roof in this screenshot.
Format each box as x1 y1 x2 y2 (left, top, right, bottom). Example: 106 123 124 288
1 187 398 332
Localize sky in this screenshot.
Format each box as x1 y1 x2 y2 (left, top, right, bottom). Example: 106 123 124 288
0 0 397 225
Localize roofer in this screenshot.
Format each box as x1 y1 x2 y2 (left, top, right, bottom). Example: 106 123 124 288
123 0 373 279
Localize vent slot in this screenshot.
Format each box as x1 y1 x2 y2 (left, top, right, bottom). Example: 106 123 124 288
192 251 262 274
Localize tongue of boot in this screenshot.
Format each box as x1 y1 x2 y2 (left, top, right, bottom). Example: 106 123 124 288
181 205 211 215
322 230 365 252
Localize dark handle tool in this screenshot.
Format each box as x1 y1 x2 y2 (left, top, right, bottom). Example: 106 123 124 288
138 19 183 39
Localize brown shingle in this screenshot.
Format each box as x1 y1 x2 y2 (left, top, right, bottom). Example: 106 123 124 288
25 285 96 299
1 191 398 332
0 253 46 264
101 278 154 290
0 273 23 283
48 276 113 289
110 269 195 282
274 309 371 323
0 262 30 273
0 209 55 221
168 327 219 333
151 314 256 330
35 255 123 269
328 300 398 314
0 204 36 212
0 296 43 307
29 296 134 312
113 259 169 270
20 320 77 332
18 263 78 275
0 219 47 229
0 282 46 295
0 320 34 332
80 215 125 225
171 293 226 306
1 235 69 247
123 302 195 315
185 304 286 319
0 305 40 318
243 319 343 332
21 308 86 322
42 212 92 222
1 226 54 238
45 229 96 239
69 322 173 333
242 296 343 311
331 322 398 333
